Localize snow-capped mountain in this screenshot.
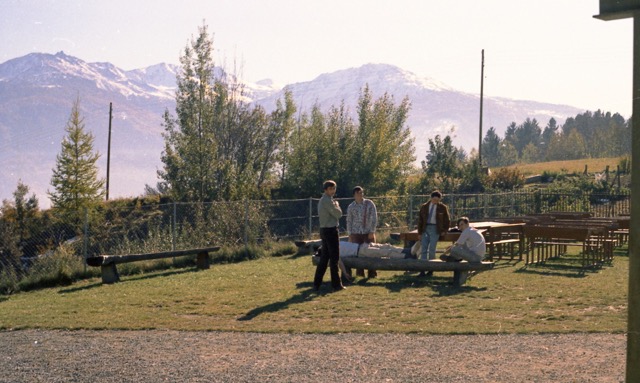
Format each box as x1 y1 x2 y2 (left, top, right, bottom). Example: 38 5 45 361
0 52 583 206
255 63 583 158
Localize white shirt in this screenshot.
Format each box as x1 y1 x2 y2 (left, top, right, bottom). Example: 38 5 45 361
339 241 360 257
428 204 436 224
455 227 486 257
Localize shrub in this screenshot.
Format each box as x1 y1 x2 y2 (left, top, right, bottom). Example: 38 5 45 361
488 168 525 190
17 244 93 291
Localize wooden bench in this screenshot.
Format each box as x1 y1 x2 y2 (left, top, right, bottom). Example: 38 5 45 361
87 246 220 284
484 223 525 261
312 255 494 286
523 225 603 267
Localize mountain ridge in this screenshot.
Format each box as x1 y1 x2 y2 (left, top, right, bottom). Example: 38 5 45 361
0 52 584 207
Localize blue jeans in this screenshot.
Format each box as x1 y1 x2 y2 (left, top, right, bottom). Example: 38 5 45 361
420 225 440 260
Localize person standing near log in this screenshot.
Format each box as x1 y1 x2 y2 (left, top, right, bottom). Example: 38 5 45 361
347 186 378 278
417 190 451 277
313 180 346 292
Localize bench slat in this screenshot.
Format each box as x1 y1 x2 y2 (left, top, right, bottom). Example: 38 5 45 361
88 246 221 266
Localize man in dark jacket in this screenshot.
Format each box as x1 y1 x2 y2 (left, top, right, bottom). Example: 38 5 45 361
416 190 451 277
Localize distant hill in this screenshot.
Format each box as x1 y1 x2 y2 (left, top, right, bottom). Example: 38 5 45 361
0 52 583 206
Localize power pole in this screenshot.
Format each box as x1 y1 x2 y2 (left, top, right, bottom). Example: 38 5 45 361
478 49 484 167
595 3 640 382
106 102 113 201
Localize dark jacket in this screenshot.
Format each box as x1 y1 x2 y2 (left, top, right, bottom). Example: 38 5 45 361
417 201 451 235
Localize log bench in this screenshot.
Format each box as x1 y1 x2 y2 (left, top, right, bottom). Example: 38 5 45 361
312 255 494 286
87 246 220 284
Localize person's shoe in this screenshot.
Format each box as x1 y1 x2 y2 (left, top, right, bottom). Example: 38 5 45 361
332 285 346 292
418 271 426 278
425 271 434 277
341 273 352 284
313 284 321 292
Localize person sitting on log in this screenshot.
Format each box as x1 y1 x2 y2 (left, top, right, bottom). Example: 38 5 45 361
440 217 486 263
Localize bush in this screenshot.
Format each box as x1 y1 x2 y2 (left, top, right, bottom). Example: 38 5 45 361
17 244 94 291
0 268 19 295
488 168 524 190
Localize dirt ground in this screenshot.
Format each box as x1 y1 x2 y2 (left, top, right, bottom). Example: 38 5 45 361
0 330 626 382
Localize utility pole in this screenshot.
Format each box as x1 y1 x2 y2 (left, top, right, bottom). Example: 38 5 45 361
106 102 113 201
478 49 484 167
595 3 640 382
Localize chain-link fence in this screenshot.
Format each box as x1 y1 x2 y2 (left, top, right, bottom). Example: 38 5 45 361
0 190 631 291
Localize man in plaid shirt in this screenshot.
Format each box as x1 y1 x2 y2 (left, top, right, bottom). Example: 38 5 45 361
346 186 378 278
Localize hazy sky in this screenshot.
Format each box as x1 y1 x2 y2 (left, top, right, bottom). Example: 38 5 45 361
0 0 634 116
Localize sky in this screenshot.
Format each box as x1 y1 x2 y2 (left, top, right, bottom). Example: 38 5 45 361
0 0 634 116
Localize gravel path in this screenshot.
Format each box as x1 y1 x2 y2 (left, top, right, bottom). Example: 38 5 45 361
0 330 625 383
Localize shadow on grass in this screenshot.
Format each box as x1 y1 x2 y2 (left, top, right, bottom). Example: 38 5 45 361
491 260 524 270
237 282 318 321
514 261 597 279
381 274 488 295
287 252 313 260
57 268 197 294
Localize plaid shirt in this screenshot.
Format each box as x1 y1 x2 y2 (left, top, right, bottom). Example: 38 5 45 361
346 199 377 235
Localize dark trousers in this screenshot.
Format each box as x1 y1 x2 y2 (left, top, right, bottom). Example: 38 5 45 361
314 227 342 289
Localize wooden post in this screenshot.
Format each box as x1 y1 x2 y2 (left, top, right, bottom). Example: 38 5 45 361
106 102 112 201
629 14 640 383
308 197 313 239
196 251 210 270
478 49 484 166
101 263 120 284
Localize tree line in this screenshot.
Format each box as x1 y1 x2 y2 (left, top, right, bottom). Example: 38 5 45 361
481 111 631 167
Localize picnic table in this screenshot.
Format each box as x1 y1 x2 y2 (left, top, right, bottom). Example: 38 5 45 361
400 221 525 261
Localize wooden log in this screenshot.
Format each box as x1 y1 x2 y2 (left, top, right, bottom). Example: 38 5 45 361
311 256 493 286
312 255 493 272
87 246 220 284
87 246 220 266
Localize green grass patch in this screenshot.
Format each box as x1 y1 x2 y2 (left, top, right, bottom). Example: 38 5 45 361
501 157 625 176
0 244 628 334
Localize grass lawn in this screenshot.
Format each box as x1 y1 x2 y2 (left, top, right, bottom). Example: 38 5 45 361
501 156 625 176
0 247 628 334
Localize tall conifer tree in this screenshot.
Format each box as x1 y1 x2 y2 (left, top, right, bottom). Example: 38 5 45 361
49 98 104 226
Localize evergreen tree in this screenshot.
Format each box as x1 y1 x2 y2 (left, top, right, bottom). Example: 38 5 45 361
482 127 502 167
49 98 104 227
160 24 219 202
12 181 39 248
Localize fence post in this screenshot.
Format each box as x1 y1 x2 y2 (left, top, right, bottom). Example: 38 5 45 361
244 200 249 248
534 190 542 214
308 197 313 240
171 202 177 251
409 195 414 227
83 207 88 273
